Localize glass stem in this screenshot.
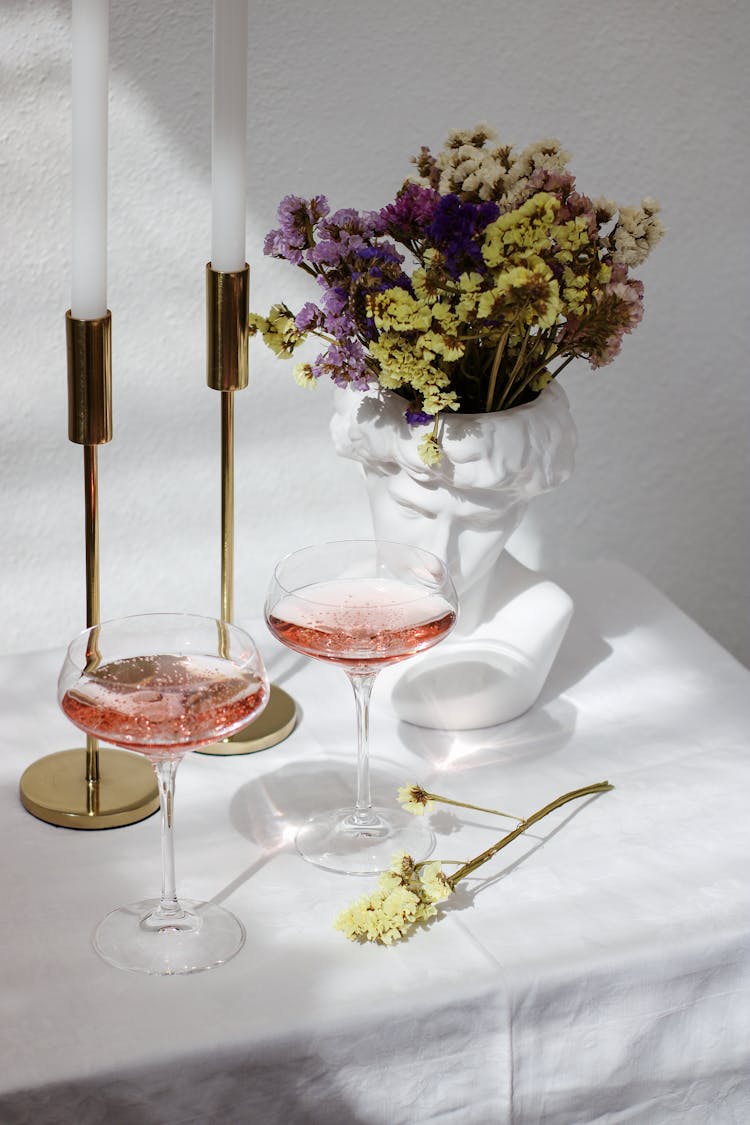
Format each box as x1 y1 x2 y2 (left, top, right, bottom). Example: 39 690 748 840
153 757 183 919
348 671 377 822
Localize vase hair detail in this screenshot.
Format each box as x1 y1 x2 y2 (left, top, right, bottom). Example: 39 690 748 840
332 380 575 492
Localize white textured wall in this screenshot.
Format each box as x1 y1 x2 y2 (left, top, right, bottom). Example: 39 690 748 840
2 0 748 665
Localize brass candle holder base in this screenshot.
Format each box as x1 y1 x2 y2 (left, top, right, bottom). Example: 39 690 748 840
19 747 159 830
197 683 297 756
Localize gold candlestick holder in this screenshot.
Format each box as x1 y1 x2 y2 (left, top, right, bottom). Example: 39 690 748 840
19 312 159 828
198 264 296 755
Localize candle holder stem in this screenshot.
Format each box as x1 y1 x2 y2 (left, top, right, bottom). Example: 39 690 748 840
19 312 159 828
83 443 101 786
199 264 296 755
221 388 235 623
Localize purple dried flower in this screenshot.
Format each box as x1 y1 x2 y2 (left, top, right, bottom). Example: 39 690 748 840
294 302 324 333
380 183 441 241
312 338 372 391
263 227 303 264
358 242 404 267
427 194 499 278
263 195 330 263
318 208 384 241
405 409 434 426
318 282 359 337
308 239 353 267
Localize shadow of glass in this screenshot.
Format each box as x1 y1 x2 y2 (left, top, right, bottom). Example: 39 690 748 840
396 694 578 774
227 755 415 853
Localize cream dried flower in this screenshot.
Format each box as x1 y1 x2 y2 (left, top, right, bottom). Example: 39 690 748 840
398 782 524 823
334 852 452 945
418 861 454 904
293 362 317 389
444 122 497 149
504 139 572 191
397 784 433 815
609 197 666 268
417 432 442 467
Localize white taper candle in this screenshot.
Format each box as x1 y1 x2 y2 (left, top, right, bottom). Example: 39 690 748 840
211 0 248 272
71 0 109 320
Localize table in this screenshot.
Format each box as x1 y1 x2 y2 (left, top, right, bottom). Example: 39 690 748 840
1 562 749 1124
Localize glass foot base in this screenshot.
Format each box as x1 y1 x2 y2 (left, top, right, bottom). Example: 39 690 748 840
296 806 435 876
93 898 245 975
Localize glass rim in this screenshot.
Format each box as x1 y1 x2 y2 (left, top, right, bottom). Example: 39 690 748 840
62 611 260 662
268 539 454 604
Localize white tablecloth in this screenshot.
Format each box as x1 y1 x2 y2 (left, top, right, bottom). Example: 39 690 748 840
1 562 749 1124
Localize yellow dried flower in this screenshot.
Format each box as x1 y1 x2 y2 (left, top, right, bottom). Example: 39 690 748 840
419 862 454 905
482 192 560 266
417 330 465 363
247 312 269 337
369 289 432 333
334 851 451 945
417 433 442 467
292 363 317 389
551 216 592 261
255 303 304 358
477 262 561 329
398 784 433 815
421 387 459 415
368 334 438 393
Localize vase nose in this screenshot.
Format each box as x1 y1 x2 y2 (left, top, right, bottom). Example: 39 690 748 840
364 472 530 599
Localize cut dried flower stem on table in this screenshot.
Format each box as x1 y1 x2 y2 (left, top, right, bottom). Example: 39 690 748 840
334 780 614 945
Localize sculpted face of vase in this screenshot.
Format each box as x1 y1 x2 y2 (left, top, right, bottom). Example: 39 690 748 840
330 382 577 599
361 462 527 597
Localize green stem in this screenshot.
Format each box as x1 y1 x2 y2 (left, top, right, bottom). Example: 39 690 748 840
448 781 613 887
309 328 339 346
496 330 532 410
505 351 578 408
485 327 510 412
423 792 524 823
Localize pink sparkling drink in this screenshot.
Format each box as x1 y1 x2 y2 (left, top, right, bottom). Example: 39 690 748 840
266 577 457 671
62 653 268 758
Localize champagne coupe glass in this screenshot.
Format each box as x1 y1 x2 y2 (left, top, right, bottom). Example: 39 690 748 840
265 540 458 875
58 613 269 975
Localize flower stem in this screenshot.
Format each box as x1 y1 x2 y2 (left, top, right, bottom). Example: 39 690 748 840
505 351 576 408
424 792 524 823
448 780 613 887
496 330 532 410
485 327 509 412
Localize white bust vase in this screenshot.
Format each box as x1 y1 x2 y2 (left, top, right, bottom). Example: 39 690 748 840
330 381 577 730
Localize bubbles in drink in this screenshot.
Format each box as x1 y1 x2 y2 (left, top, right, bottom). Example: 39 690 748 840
61 653 268 757
267 577 456 670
